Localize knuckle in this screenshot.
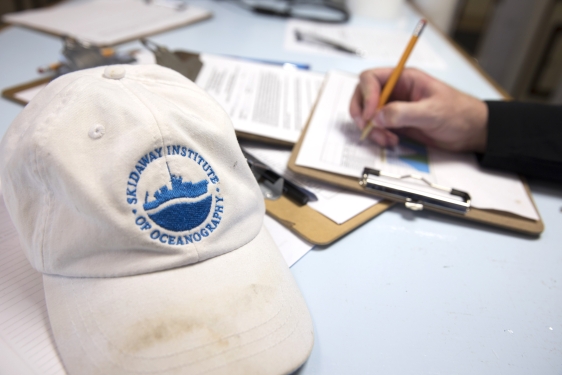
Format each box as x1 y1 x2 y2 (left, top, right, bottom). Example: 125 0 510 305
383 106 399 125
359 70 372 80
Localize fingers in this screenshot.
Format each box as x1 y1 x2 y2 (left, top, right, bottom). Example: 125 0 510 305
357 70 384 121
351 68 428 126
349 68 394 125
393 127 436 148
351 68 437 148
367 127 399 148
375 100 434 130
349 86 365 128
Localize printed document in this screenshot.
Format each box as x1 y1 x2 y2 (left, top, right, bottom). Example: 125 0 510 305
296 71 539 220
196 54 324 144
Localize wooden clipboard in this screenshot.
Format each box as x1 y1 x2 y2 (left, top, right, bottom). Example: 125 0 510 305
2 77 51 106
288 118 544 236
265 190 393 246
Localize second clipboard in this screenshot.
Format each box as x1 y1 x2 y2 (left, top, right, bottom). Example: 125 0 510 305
287 118 544 237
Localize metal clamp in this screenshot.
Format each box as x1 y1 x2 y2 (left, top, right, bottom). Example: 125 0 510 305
359 167 471 214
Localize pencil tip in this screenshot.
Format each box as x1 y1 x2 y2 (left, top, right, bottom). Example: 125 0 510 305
414 19 427 36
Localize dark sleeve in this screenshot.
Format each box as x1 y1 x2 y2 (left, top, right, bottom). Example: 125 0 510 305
479 101 562 182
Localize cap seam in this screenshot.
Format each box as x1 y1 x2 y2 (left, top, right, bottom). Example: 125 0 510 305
15 75 94 271
34 146 50 272
120 79 202 261
129 76 203 92
74 283 295 374
191 238 305 375
83 289 288 362
57 278 104 372
37 78 101 272
34 88 70 271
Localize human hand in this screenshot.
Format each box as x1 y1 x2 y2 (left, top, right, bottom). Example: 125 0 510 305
349 68 488 153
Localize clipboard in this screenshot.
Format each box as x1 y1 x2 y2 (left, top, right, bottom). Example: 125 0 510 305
2 77 52 106
2 1 212 47
265 195 393 245
287 97 544 237
239 142 393 245
239 141 394 245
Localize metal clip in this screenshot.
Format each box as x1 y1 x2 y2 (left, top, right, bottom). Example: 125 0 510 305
359 167 471 215
405 201 424 211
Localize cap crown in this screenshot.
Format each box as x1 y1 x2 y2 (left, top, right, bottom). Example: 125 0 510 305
0 65 264 277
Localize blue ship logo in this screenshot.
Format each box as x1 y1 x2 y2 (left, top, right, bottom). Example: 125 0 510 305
126 145 224 246
143 174 212 232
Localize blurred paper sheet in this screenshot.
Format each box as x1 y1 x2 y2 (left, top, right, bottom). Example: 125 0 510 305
264 215 313 266
0 197 66 375
14 83 47 104
284 20 446 69
3 0 211 46
295 70 539 220
196 54 324 144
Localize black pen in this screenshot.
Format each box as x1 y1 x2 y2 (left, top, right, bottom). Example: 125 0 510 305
241 148 318 206
294 29 364 57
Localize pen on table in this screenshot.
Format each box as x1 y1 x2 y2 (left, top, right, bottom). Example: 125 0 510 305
37 62 63 74
221 54 310 70
359 19 427 141
37 48 116 73
241 148 318 206
294 29 363 57
37 48 139 75
144 0 187 11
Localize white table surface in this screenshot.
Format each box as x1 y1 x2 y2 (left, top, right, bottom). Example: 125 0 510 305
1 1 561 374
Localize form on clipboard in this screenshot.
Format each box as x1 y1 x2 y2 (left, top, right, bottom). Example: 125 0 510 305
289 70 544 235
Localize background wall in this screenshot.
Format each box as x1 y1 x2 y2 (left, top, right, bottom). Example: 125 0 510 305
416 0 562 103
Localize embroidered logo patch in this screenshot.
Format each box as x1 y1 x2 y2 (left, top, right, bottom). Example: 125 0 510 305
126 145 224 246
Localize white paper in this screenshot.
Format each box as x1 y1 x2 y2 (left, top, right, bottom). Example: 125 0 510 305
0 198 66 375
14 84 47 104
242 143 381 224
264 215 313 266
196 54 325 144
296 71 539 220
284 20 446 69
430 150 540 220
3 0 211 46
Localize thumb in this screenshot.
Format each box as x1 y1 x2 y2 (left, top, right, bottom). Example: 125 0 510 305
375 101 433 130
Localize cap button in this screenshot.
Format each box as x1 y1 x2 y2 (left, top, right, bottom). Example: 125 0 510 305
103 66 126 80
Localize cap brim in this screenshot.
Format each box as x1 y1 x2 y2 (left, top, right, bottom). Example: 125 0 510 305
43 224 313 375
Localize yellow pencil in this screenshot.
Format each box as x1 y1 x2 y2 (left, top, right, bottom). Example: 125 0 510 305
360 19 427 141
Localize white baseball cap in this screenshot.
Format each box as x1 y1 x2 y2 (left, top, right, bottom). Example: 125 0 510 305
0 64 313 374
